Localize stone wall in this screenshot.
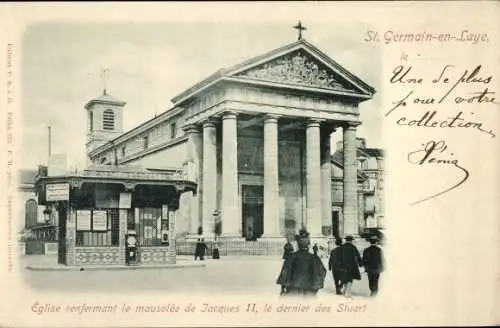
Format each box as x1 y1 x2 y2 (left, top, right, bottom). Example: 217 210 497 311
139 247 171 264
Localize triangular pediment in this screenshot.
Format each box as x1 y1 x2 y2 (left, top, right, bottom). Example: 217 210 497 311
232 49 360 93
171 40 375 104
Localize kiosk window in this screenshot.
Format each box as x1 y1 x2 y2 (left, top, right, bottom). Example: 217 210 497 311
75 209 119 247
138 208 167 246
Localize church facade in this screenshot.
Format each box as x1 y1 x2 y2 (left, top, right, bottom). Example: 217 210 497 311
85 38 380 242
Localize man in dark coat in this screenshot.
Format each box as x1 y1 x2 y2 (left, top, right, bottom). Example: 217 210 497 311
276 229 326 297
362 235 384 296
328 238 344 295
194 238 208 261
338 235 362 298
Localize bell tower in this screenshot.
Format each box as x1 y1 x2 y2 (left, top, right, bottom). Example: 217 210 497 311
85 88 126 155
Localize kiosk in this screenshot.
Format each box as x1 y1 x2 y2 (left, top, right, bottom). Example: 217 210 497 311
34 165 196 267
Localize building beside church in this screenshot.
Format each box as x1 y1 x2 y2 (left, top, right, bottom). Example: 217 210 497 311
18 168 58 255
332 138 384 238
84 38 382 245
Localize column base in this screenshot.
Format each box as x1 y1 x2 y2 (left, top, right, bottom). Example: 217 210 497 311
219 234 245 241
184 234 203 241
339 234 361 239
261 234 285 239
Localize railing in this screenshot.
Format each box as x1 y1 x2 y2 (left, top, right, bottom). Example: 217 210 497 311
175 239 285 257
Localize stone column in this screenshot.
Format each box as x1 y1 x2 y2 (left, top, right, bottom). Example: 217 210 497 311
320 126 334 236
221 111 240 237
343 123 359 236
185 124 203 234
263 114 280 237
358 189 365 235
306 119 322 237
202 119 218 238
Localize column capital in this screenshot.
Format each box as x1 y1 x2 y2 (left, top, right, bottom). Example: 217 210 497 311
221 111 238 120
202 118 218 128
183 123 202 134
306 119 323 128
264 114 281 123
343 121 361 130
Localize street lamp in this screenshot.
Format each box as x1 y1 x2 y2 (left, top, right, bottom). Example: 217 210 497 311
43 206 52 224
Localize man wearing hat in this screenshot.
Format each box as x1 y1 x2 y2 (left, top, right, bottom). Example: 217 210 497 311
328 238 344 295
362 235 384 296
338 235 362 298
276 228 326 296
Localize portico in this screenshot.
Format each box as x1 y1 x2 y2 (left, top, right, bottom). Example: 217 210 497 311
177 39 375 240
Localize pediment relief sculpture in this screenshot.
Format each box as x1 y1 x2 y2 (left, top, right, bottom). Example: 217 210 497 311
237 51 354 91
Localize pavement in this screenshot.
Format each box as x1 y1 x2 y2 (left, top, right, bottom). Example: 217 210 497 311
23 255 206 271
20 254 373 297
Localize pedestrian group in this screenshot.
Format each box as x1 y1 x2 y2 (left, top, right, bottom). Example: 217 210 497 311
277 229 384 298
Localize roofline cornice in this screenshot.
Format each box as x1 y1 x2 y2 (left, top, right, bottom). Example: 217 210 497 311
84 99 127 110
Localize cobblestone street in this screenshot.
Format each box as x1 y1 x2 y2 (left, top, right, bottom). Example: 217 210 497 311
21 255 372 298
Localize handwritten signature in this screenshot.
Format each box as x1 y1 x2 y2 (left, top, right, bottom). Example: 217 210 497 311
407 140 469 205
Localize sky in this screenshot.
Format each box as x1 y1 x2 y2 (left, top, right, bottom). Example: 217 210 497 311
20 22 382 171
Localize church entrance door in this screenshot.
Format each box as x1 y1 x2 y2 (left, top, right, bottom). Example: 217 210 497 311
241 185 264 241
332 210 340 238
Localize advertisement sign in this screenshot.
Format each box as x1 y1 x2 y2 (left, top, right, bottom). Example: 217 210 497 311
92 210 108 231
162 205 169 230
46 183 69 201
76 210 91 231
119 192 132 209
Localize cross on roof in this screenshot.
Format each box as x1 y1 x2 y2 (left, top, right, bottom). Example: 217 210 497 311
100 69 110 95
293 21 307 41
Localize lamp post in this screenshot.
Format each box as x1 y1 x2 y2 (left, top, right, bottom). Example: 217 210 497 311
43 206 52 224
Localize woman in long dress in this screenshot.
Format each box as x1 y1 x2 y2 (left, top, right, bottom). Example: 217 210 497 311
277 240 295 295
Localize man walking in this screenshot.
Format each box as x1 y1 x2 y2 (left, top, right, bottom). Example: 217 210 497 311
362 235 384 296
328 238 344 295
276 229 326 297
194 238 208 261
338 236 362 298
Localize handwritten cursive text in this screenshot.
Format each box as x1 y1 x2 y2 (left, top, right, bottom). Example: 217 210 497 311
407 140 469 205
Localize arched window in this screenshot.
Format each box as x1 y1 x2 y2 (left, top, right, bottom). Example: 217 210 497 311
25 199 38 227
103 109 115 131
89 112 93 131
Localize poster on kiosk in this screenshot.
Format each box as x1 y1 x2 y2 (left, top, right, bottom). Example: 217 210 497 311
161 205 169 244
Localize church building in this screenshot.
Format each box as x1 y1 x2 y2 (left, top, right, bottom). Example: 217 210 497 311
84 35 381 245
